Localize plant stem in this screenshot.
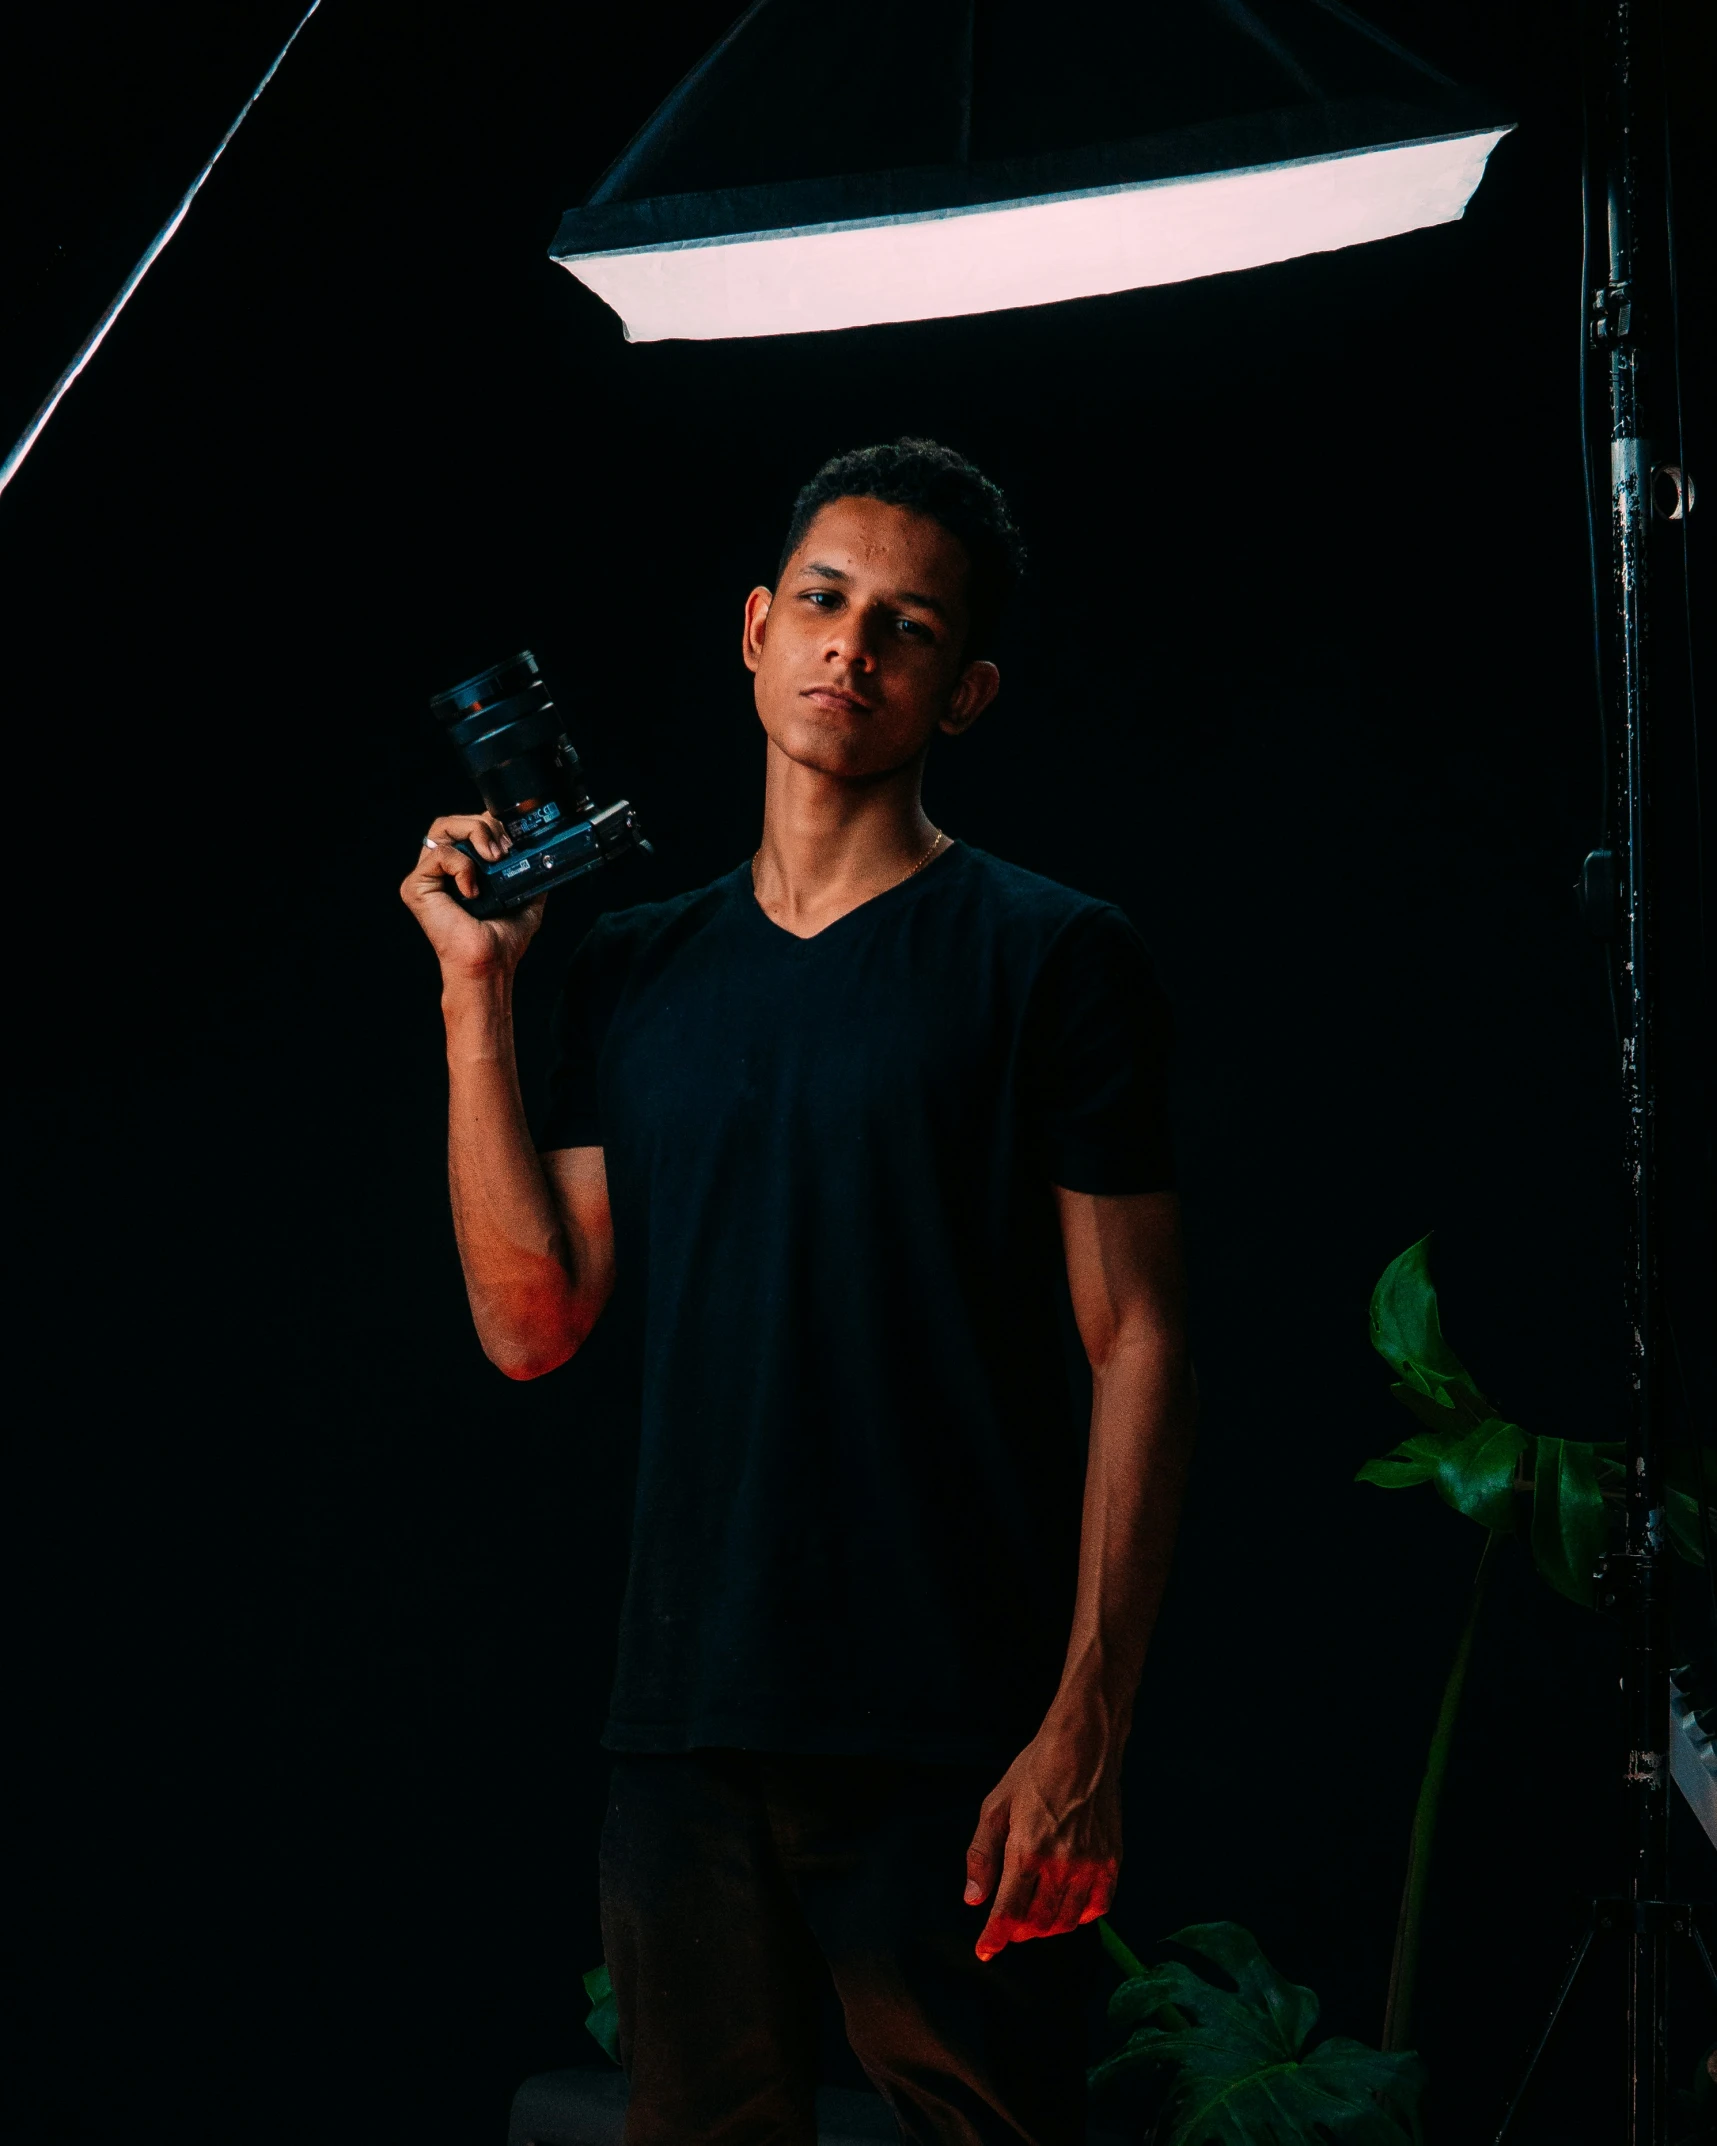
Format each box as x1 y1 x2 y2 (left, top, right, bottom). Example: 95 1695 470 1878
1097 1919 1147 1981
1381 1528 1500 2052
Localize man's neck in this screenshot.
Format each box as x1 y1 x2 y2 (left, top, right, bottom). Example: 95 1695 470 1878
752 742 942 940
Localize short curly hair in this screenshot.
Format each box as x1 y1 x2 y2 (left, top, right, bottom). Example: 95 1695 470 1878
777 438 1025 659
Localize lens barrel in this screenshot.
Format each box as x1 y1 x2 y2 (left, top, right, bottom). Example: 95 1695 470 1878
430 649 594 842
429 650 644 915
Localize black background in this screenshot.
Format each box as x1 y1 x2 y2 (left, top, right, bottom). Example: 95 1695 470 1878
5 3 1712 2141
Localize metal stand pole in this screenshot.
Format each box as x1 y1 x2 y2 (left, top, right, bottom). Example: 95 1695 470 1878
1546 0 1710 2129
1588 0 1671 2135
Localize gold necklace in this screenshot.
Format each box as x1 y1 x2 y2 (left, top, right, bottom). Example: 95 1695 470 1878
752 828 950 891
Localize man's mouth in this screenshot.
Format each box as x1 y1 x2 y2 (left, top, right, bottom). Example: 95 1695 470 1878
802 686 875 714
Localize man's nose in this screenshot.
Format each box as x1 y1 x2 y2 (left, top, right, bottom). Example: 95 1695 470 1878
824 609 879 668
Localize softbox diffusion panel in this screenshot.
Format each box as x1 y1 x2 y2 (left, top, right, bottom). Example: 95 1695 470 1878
549 0 1511 341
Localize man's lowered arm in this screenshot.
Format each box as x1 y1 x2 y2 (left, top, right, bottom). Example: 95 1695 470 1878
964 1186 1197 1957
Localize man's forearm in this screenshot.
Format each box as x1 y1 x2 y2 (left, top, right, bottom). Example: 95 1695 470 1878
443 973 586 1378
1048 1327 1197 1757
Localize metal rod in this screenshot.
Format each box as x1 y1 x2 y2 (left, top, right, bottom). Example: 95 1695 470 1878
1493 1918 1597 2146
0 0 325 503
1691 1919 1717 2003
1592 0 1671 2135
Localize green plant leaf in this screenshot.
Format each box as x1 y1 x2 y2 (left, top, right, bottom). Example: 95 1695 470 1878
1355 1453 1439 1490
1171 1922 1322 2053
1368 1238 1492 1422
1093 1923 1424 2145
1529 1438 1609 1606
1358 1416 1526 1533
582 1960 621 2066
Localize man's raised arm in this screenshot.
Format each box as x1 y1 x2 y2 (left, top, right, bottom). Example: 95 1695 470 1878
964 1186 1196 1957
401 811 615 1380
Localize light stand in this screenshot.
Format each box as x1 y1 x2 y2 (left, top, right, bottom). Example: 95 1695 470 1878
1495 1 1714 2139
1601 0 1673 2118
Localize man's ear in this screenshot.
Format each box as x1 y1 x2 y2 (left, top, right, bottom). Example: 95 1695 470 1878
742 585 773 675
940 659 1001 736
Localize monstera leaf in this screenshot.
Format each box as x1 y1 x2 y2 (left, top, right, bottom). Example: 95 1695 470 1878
1358 1240 1628 1607
1529 1437 1614 1605
1367 1237 1493 1425
582 1960 621 2065
1356 1413 1527 1533
1092 1923 1424 2146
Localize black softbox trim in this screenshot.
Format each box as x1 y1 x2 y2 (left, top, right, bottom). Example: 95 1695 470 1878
551 87 1505 262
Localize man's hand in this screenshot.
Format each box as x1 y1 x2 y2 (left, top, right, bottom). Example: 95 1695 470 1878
964 1711 1122 1961
400 812 545 980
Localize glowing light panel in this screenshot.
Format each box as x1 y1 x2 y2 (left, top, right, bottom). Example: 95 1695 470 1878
556 128 1508 344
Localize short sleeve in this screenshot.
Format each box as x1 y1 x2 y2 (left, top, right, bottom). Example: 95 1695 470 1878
1024 907 1175 1195
535 917 630 1152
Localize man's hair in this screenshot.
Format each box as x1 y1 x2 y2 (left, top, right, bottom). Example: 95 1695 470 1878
776 438 1025 660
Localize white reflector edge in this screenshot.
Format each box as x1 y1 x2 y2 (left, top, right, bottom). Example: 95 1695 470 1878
556 128 1509 343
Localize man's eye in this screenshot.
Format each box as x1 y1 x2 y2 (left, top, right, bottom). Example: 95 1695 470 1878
803 588 838 606
895 616 933 639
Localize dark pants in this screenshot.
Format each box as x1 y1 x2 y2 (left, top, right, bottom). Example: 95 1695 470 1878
599 1751 1098 2146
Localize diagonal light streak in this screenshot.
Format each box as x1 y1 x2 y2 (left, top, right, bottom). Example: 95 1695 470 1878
1 0 325 502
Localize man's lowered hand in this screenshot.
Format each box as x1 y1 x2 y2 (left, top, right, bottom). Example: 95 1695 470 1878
963 1710 1122 1961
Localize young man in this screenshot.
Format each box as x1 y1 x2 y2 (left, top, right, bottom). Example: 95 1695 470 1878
402 440 1196 2146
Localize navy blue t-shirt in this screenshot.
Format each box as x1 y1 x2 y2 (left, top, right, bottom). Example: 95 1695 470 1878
538 842 1173 1763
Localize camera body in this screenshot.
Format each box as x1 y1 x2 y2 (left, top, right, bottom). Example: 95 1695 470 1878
429 650 645 916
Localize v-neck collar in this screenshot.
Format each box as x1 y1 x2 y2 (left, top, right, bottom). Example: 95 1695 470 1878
741 840 962 949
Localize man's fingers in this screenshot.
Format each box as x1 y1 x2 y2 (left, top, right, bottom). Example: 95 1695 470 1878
1024 1863 1074 1940
975 1857 1118 1959
424 812 507 843
964 1794 1010 1907
424 813 511 863
405 843 482 903
975 1856 1039 1962
1052 1874 1097 1936
1040 1863 1114 1937
430 850 481 902
1079 1863 1119 1925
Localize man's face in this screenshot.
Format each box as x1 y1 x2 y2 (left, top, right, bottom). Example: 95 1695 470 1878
743 495 1000 782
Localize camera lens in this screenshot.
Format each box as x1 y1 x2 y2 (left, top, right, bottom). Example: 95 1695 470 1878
430 648 645 915
429 649 594 843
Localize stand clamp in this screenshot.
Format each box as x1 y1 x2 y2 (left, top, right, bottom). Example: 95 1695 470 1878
1590 280 1635 346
